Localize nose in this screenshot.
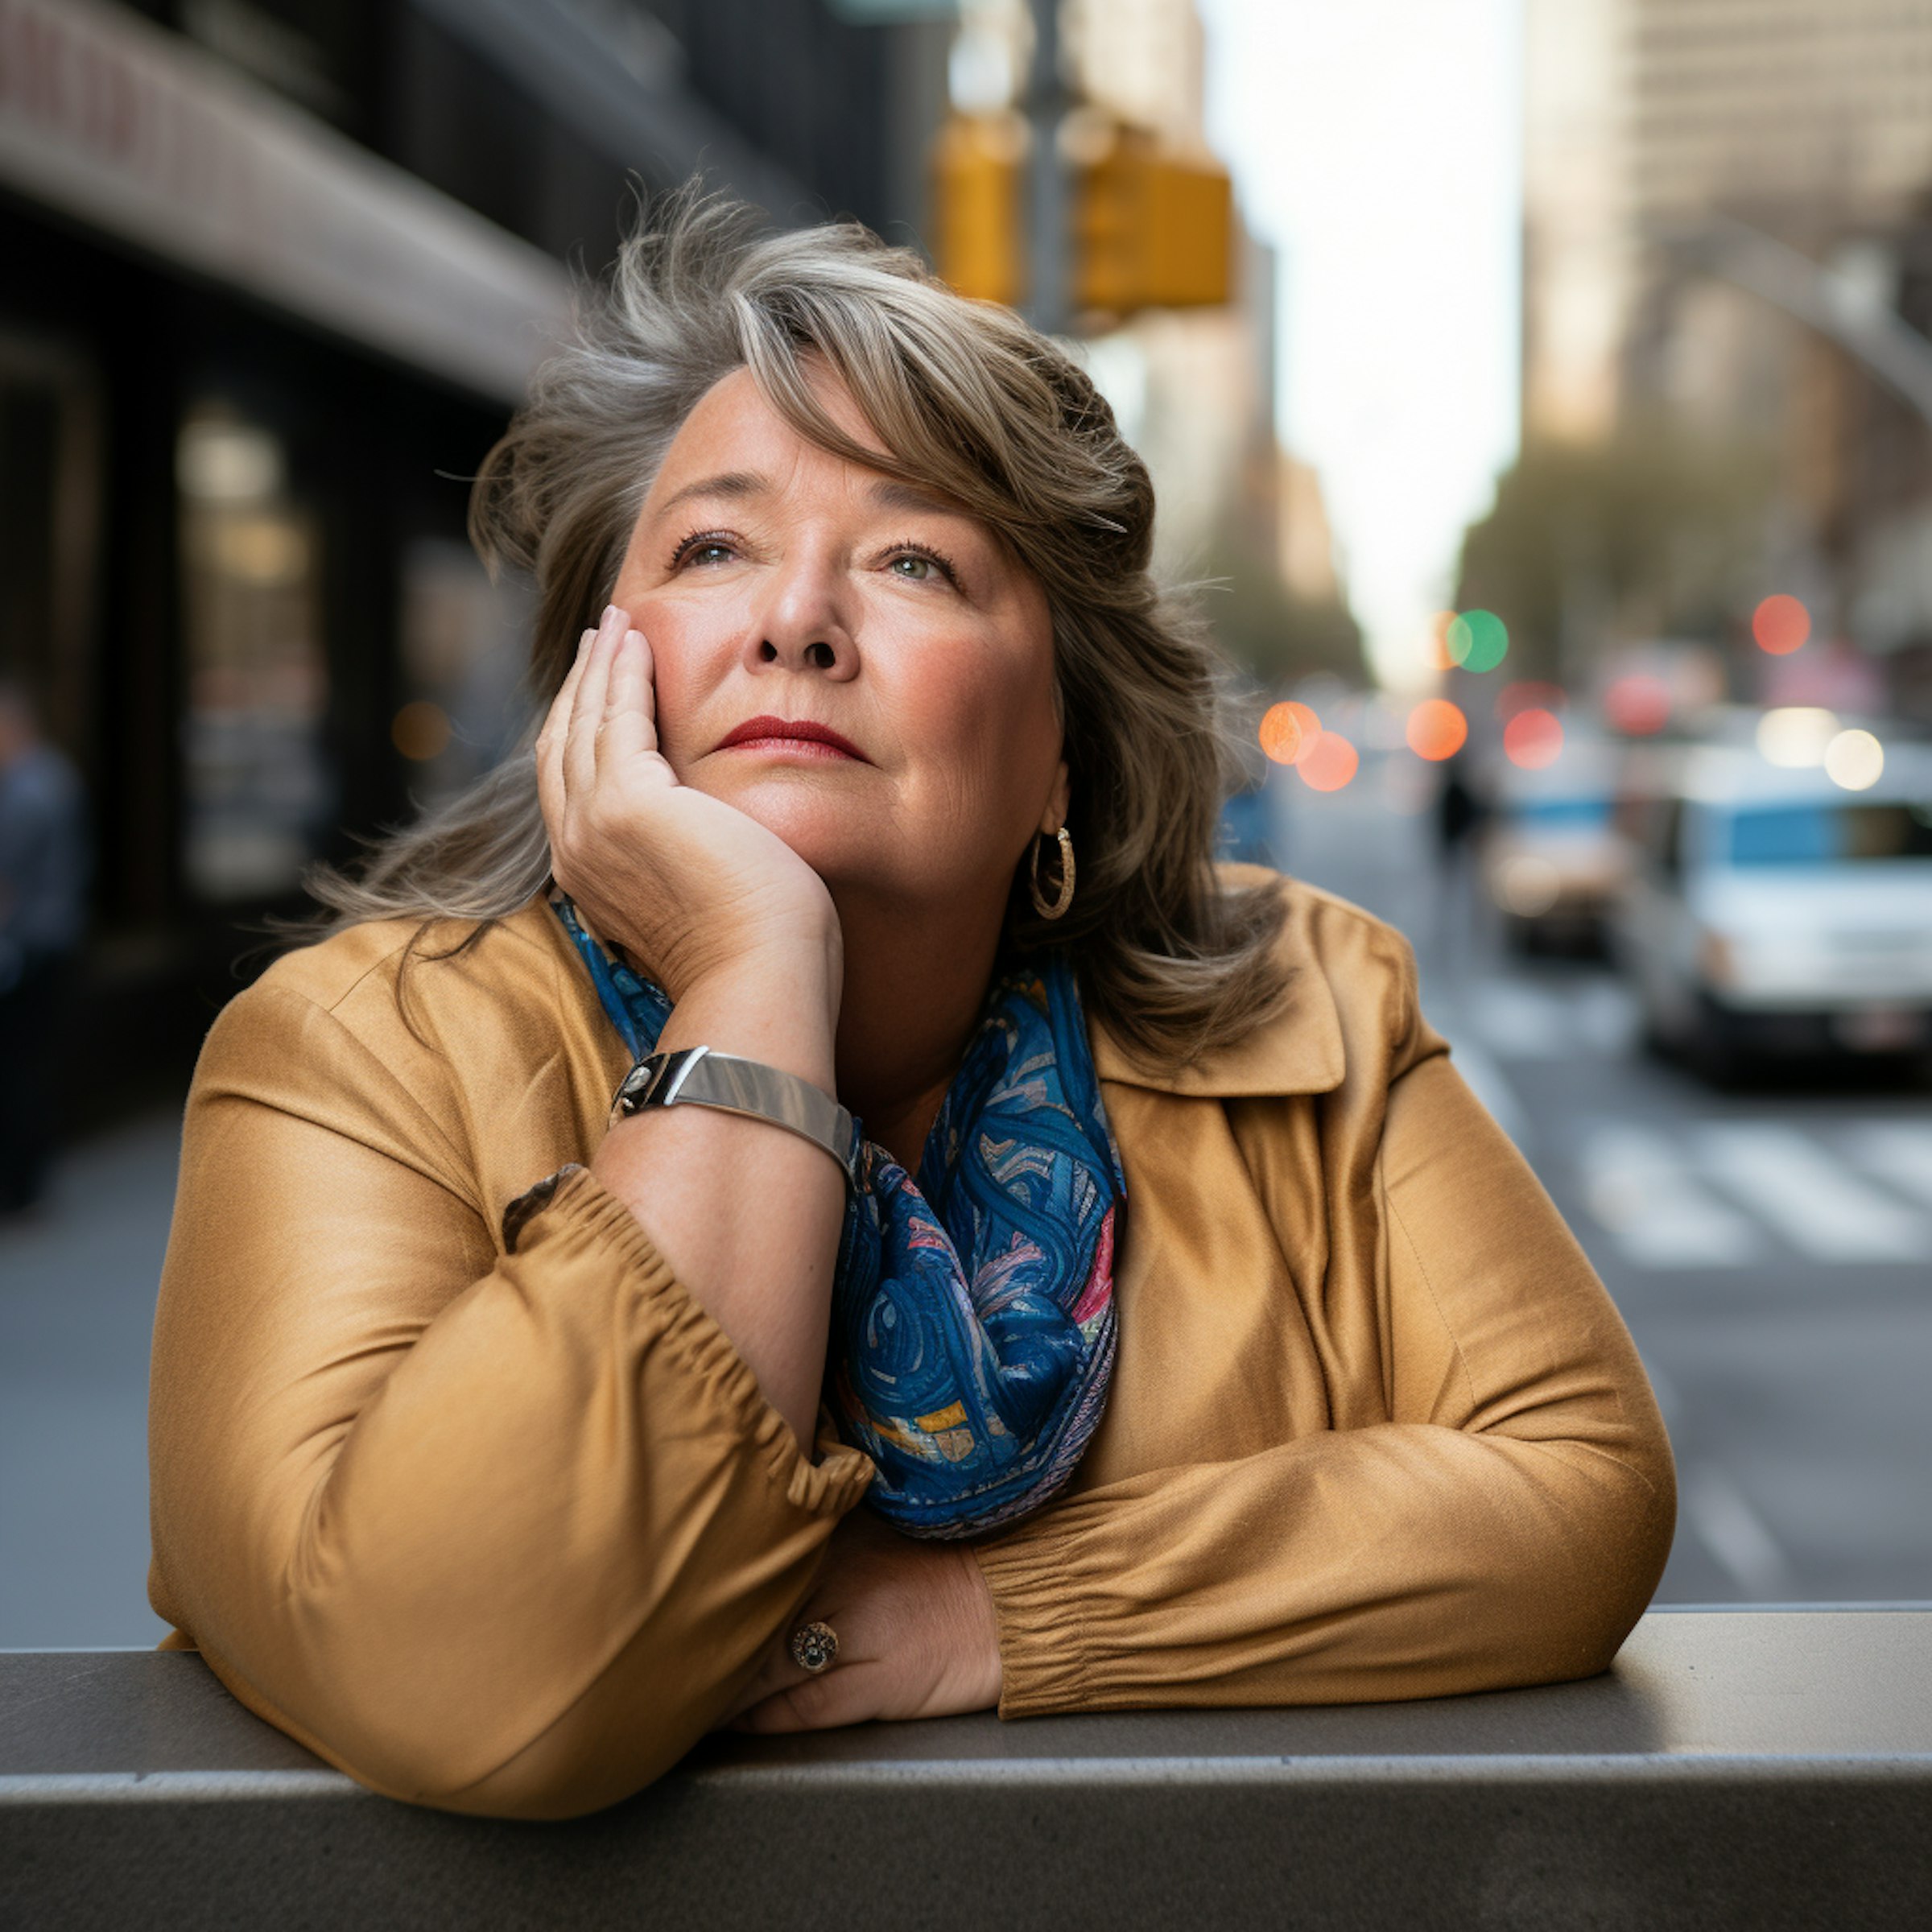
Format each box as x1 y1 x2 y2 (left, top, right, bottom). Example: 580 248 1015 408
744 542 857 679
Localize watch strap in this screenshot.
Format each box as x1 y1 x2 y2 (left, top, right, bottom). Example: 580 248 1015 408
610 1046 860 1191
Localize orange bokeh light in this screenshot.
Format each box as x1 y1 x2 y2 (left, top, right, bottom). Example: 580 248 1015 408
1426 611 1459 672
1406 699 1468 762
1752 594 1810 655
1503 707 1564 769
1259 700 1321 765
1298 731 1359 792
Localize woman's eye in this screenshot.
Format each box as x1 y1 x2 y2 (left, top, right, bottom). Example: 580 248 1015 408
686 542 733 567
890 553 947 582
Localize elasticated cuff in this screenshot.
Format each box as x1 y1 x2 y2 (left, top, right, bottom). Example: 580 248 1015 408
511 1164 874 1519
973 1509 1097 1717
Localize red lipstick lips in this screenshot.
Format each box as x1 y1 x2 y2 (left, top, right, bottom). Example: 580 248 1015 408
713 715 869 762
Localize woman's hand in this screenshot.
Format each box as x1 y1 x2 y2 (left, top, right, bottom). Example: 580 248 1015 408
536 603 840 1001
725 1509 1004 1733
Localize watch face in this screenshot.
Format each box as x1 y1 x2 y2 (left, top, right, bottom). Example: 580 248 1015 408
613 1055 663 1116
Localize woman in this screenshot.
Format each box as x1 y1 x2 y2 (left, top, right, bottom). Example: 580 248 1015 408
147 195 1674 1820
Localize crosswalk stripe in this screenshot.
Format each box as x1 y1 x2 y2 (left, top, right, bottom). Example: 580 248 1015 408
1463 979 1640 1061
1576 1125 1759 1269
1844 1123 1932 1212
1692 1124 1930 1263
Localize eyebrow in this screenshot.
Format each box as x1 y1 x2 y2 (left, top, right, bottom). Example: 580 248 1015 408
865 478 966 520
650 470 770 518
651 470 968 523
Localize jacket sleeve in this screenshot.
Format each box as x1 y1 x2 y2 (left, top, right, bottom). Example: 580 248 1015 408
972 1045 1676 1717
147 976 871 1818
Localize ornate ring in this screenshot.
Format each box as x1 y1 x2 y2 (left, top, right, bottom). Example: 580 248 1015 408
789 1620 839 1674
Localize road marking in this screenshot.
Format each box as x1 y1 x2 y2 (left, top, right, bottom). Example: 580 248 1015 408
1843 1122 1932 1212
1463 977 1639 1061
1466 983 1570 1059
1684 1463 1795 1596
1576 980 1641 1055
1694 1123 1930 1263
1575 1125 1758 1268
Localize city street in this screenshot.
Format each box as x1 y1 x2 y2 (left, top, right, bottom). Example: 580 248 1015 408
3 763 1929 1647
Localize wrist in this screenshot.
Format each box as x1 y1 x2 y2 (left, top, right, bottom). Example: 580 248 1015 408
656 940 842 1096
951 1545 1005 1711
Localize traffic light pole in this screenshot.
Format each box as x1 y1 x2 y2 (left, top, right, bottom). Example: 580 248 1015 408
1025 0 1068 336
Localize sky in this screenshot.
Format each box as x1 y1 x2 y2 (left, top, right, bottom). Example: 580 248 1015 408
1195 0 1524 688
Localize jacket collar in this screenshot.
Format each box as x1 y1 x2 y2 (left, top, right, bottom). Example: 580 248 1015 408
1088 873 1345 1099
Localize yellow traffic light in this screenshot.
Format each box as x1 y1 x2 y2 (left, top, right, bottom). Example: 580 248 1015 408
929 113 1233 320
1075 123 1232 316
931 113 1026 308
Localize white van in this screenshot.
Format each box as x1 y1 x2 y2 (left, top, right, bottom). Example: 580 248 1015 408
1609 740 1932 1075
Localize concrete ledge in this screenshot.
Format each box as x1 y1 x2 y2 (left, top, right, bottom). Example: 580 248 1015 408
4 1610 1930 1930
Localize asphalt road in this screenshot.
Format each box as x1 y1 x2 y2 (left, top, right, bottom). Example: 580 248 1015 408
3 762 1928 1647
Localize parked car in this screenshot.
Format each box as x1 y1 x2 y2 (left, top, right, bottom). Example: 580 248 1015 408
1608 739 1932 1076
1481 741 1629 952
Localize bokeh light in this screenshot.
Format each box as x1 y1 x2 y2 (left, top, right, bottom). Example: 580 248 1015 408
1502 706 1563 768
1446 609 1509 673
1603 671 1671 736
1259 700 1321 765
1496 679 1563 720
1756 706 1839 769
1496 854 1561 917
1405 698 1468 761
1298 731 1359 791
391 700 452 761
1824 728 1884 791
1426 611 1459 672
1752 594 1811 655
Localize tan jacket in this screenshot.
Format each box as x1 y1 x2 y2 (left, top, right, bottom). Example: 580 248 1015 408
148 871 1674 1818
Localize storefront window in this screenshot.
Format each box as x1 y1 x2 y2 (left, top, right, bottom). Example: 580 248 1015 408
177 407 333 901
0 332 101 763
394 538 531 809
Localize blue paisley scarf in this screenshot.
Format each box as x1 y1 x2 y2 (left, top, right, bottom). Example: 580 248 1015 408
553 897 1124 1539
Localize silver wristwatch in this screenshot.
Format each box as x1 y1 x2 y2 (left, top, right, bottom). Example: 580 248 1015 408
609 1046 860 1191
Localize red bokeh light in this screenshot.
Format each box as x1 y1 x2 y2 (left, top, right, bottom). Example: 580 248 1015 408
1259 700 1321 766
1495 679 1564 721
1503 707 1564 769
1752 594 1810 656
1298 731 1359 792
1603 672 1671 736
1406 699 1468 762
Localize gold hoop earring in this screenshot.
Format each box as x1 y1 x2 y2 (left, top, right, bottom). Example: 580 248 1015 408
1028 825 1076 920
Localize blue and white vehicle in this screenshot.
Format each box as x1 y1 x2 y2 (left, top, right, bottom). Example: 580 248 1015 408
1610 738 1932 1073
1481 740 1629 951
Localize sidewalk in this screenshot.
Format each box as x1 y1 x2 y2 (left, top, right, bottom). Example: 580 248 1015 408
1 1112 182 1649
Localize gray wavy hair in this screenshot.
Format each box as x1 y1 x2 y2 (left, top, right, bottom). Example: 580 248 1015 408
306 188 1288 1067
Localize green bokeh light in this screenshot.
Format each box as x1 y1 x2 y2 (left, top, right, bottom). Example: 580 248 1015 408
1447 609 1509 674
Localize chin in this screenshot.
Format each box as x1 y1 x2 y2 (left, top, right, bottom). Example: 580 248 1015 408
716 776 893 889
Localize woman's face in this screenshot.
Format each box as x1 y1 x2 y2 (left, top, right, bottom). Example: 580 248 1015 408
609 365 1067 914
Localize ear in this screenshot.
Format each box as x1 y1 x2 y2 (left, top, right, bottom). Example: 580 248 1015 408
1040 758 1071 836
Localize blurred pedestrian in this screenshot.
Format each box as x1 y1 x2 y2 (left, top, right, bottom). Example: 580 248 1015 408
1433 751 1487 989
0 676 89 1217
1435 751 1485 861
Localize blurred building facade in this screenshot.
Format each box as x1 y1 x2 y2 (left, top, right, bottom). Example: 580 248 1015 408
0 0 949 1103
1521 0 1932 712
